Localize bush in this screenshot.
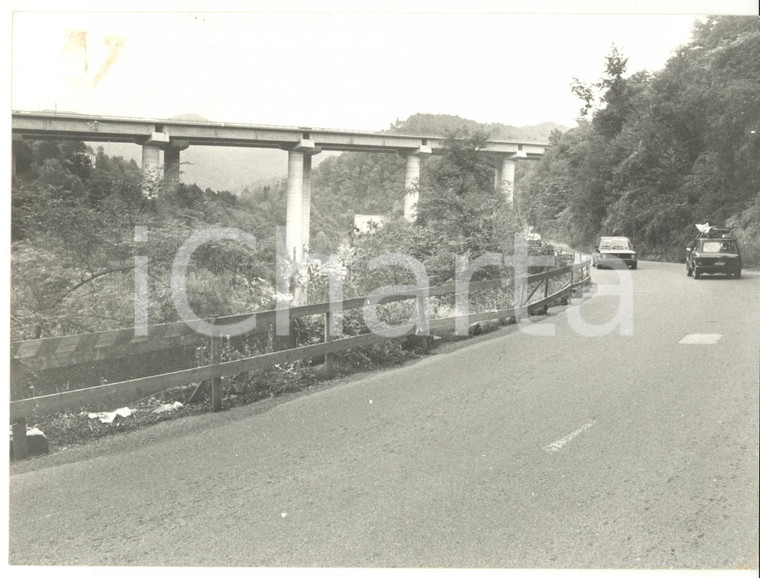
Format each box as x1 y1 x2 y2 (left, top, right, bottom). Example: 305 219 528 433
728 201 760 268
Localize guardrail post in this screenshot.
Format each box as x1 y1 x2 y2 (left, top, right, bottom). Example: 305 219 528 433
516 276 527 320
324 311 335 378
11 418 28 460
565 266 575 304
274 313 297 352
211 334 223 412
416 291 430 353
584 263 591 290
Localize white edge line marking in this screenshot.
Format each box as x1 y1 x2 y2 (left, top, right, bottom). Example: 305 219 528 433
679 333 722 344
543 420 596 453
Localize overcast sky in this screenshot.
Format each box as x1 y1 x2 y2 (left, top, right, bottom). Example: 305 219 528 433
10 1 756 132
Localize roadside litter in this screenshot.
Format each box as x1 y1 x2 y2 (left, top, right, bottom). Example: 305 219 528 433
152 401 183 414
87 407 133 424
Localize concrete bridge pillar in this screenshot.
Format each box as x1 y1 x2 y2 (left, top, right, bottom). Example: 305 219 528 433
404 154 420 222
285 138 319 263
500 157 516 206
12 134 22 179
403 145 432 222
141 132 170 196
285 138 319 305
141 145 161 198
164 140 189 182
141 144 161 177
286 149 305 265
163 148 180 182
495 151 526 208
12 150 15 179
301 154 312 254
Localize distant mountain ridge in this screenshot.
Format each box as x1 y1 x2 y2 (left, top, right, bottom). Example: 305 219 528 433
387 113 564 143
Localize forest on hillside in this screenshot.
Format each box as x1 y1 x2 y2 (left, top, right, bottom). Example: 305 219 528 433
289 16 760 263
520 16 760 260
10 16 759 342
11 144 282 340
10 128 533 341
301 114 561 224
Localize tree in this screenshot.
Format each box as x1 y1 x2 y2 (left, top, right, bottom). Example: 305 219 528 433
11 141 281 339
524 17 760 260
341 131 524 291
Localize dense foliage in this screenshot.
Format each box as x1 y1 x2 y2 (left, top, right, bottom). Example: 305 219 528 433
307 129 549 312
521 16 760 260
308 114 562 228
11 143 279 339
10 128 532 341
13 15 757 342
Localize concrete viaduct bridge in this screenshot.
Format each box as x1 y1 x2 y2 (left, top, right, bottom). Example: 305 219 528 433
11 111 546 267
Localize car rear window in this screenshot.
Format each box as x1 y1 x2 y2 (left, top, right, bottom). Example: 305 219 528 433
701 240 737 253
599 238 631 250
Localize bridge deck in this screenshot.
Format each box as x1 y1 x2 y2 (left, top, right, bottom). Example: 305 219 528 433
12 110 547 157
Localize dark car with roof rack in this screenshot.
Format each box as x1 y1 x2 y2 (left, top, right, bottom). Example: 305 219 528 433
686 224 742 279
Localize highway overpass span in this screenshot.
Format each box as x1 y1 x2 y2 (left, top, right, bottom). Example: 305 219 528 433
12 110 547 293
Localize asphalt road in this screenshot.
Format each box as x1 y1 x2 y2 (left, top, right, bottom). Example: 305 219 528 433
9 261 759 568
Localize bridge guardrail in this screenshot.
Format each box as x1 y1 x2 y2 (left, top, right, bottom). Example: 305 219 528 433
10 260 591 457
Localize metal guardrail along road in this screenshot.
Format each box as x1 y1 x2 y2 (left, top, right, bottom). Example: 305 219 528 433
10 261 591 458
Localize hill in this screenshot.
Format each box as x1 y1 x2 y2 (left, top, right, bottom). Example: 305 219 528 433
389 113 564 143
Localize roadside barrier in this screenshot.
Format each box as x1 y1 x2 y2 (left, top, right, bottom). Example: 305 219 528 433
10 260 591 458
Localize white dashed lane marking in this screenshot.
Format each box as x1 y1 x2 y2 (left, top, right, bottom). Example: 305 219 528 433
543 420 596 453
679 334 723 344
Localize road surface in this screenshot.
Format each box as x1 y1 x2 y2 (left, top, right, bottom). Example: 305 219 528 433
9 261 759 568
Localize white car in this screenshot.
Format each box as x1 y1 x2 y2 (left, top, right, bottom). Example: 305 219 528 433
592 236 637 269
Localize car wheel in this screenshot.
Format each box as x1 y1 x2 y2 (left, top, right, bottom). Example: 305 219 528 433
631 263 637 270
735 271 742 279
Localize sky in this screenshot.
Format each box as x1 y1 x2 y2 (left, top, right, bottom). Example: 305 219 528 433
9 1 757 132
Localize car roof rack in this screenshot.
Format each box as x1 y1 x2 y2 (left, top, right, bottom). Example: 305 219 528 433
695 223 733 238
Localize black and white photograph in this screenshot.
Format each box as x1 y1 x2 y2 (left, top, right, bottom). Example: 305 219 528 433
6 0 759 573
